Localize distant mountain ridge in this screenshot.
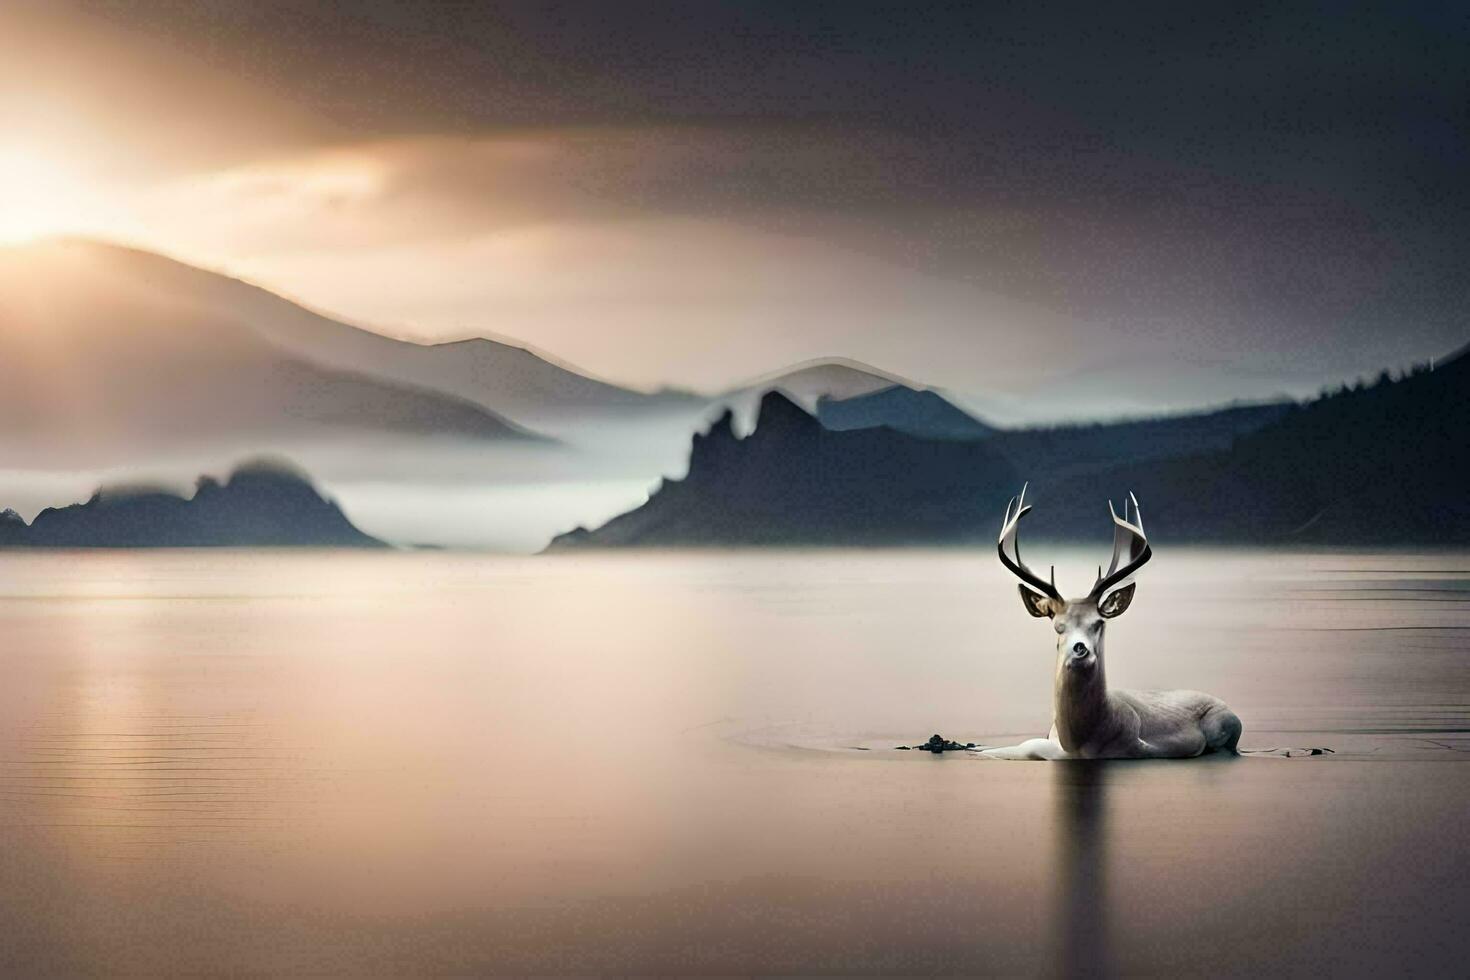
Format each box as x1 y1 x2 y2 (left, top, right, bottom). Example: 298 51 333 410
548 391 1020 549
982 401 1291 480
6 237 1461 552
0 240 546 464
727 358 910 407
710 358 926 436
550 345 1469 548
43 240 704 432
0 461 385 548
817 385 995 440
1028 344 1470 544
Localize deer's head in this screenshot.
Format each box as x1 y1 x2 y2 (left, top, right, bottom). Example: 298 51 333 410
997 484 1151 676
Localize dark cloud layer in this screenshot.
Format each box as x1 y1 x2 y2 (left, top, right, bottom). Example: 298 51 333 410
13 1 1470 392
75 3 1469 146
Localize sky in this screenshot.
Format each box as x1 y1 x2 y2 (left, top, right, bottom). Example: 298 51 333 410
1 0 1466 416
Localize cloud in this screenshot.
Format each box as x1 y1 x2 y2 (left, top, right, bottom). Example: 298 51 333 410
2 2 1465 417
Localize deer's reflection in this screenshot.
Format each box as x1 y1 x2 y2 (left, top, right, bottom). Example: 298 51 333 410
1053 763 1113 978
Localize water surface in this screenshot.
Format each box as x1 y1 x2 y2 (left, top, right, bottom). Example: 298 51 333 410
0 549 1466 974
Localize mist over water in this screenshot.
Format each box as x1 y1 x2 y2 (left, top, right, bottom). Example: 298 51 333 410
0 549 1465 973
0 430 695 553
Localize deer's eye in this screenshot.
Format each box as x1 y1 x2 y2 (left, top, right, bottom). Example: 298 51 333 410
1054 621 1066 635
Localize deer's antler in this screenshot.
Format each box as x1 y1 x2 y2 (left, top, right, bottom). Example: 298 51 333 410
998 483 1063 601
1089 492 1152 600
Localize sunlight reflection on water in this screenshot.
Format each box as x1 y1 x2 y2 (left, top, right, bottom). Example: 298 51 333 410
0 548 1465 973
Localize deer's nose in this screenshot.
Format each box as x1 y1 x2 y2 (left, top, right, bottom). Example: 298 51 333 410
1071 641 1089 657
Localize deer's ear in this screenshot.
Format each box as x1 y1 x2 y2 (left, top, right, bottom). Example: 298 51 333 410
1019 586 1060 618
1098 583 1136 619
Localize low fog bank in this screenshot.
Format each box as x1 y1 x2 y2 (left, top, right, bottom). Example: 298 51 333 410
0 429 690 552
334 479 659 552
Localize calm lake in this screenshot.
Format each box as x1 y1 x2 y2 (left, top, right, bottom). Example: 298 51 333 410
0 549 1466 974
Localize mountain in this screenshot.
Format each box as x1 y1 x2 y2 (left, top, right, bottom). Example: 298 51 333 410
983 402 1291 480
816 385 995 440
813 385 1287 458
709 357 919 435
726 358 910 409
1016 345 1470 545
41 240 703 434
995 351 1333 425
0 460 385 548
547 391 1020 548
0 240 544 465
549 345 1469 548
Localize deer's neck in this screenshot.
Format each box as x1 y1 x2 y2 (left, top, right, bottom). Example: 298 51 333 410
1053 659 1109 752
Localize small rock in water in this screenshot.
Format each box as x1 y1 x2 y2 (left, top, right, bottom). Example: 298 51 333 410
895 734 976 753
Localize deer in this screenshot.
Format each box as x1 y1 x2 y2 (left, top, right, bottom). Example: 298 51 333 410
975 484 1243 761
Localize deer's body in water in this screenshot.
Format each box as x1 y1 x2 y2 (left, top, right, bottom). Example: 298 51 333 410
979 486 1243 761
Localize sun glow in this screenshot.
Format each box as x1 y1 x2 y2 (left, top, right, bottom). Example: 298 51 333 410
0 144 120 245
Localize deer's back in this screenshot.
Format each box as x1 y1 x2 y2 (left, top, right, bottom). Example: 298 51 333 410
1112 688 1229 740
